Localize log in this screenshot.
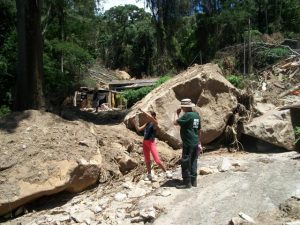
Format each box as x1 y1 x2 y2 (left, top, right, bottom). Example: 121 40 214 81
279 104 300 110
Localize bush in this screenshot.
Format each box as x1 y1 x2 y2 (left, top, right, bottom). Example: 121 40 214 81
0 105 11 118
295 127 300 144
123 75 171 107
254 47 290 69
226 75 243 88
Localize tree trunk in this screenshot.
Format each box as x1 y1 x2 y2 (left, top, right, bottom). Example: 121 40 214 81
248 18 252 74
14 0 45 110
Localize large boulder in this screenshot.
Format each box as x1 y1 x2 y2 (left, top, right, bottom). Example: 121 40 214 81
242 109 295 151
0 110 144 216
0 156 102 216
124 64 240 149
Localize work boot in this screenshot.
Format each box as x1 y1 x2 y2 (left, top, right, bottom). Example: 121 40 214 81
176 180 192 189
191 178 197 187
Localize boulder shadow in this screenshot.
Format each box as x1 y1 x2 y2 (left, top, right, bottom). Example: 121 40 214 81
240 134 288 153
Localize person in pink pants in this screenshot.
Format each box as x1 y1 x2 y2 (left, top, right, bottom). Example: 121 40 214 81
131 109 172 181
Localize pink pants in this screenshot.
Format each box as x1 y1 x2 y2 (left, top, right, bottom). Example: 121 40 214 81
143 140 161 164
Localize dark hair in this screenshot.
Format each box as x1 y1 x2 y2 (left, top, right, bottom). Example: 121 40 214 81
150 111 156 117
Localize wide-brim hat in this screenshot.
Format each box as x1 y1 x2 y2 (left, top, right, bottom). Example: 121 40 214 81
180 98 195 107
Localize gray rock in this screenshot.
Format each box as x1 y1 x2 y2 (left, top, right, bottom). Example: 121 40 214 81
242 109 295 151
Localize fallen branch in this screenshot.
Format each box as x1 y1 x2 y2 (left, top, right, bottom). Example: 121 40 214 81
274 83 285 89
289 68 299 79
279 84 300 98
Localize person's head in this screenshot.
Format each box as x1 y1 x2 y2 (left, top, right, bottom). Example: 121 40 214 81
180 98 195 112
149 111 156 119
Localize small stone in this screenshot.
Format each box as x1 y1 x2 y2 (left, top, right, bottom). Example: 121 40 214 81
14 207 24 217
114 192 127 202
93 206 102 213
239 212 255 223
140 207 156 221
199 167 214 175
130 210 140 218
156 190 171 197
230 216 246 225
218 158 232 172
152 182 160 189
22 144 27 149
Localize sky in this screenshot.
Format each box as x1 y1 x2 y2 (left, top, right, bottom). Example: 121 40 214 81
102 0 147 12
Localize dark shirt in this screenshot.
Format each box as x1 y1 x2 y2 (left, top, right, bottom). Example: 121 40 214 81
177 111 201 148
144 122 156 140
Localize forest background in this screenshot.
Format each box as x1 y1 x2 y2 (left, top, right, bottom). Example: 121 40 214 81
0 0 300 115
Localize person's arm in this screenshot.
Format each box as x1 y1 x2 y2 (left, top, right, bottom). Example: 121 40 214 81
130 116 147 132
138 108 158 127
173 108 181 125
198 128 203 153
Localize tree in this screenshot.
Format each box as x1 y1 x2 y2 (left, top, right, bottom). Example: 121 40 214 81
99 5 155 76
14 0 45 110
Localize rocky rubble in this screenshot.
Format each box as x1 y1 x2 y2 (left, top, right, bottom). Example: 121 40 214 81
2 150 299 225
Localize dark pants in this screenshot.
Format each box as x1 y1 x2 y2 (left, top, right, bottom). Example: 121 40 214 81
181 145 198 182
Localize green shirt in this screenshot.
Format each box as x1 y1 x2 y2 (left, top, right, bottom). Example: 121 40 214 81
177 111 201 148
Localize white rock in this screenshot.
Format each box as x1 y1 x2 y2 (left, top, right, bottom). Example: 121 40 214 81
49 214 70 222
93 205 102 213
114 192 127 202
128 187 147 198
98 197 110 206
218 158 232 172
284 221 300 225
239 212 255 223
140 207 156 220
70 209 95 223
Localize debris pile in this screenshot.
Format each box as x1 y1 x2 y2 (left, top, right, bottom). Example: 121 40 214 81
258 55 300 106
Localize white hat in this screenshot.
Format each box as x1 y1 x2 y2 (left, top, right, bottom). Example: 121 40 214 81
180 98 195 107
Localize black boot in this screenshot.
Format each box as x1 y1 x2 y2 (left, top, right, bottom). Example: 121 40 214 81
176 180 192 189
191 177 197 187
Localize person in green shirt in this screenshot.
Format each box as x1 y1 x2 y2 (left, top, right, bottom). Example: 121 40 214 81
174 98 203 189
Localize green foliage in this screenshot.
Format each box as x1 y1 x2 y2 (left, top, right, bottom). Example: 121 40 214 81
80 76 97 88
99 5 155 76
295 127 300 144
0 105 11 118
254 47 290 69
226 75 243 88
123 86 153 108
123 75 171 107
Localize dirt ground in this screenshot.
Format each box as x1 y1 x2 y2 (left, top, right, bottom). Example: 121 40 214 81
0 109 179 218
0 107 299 224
